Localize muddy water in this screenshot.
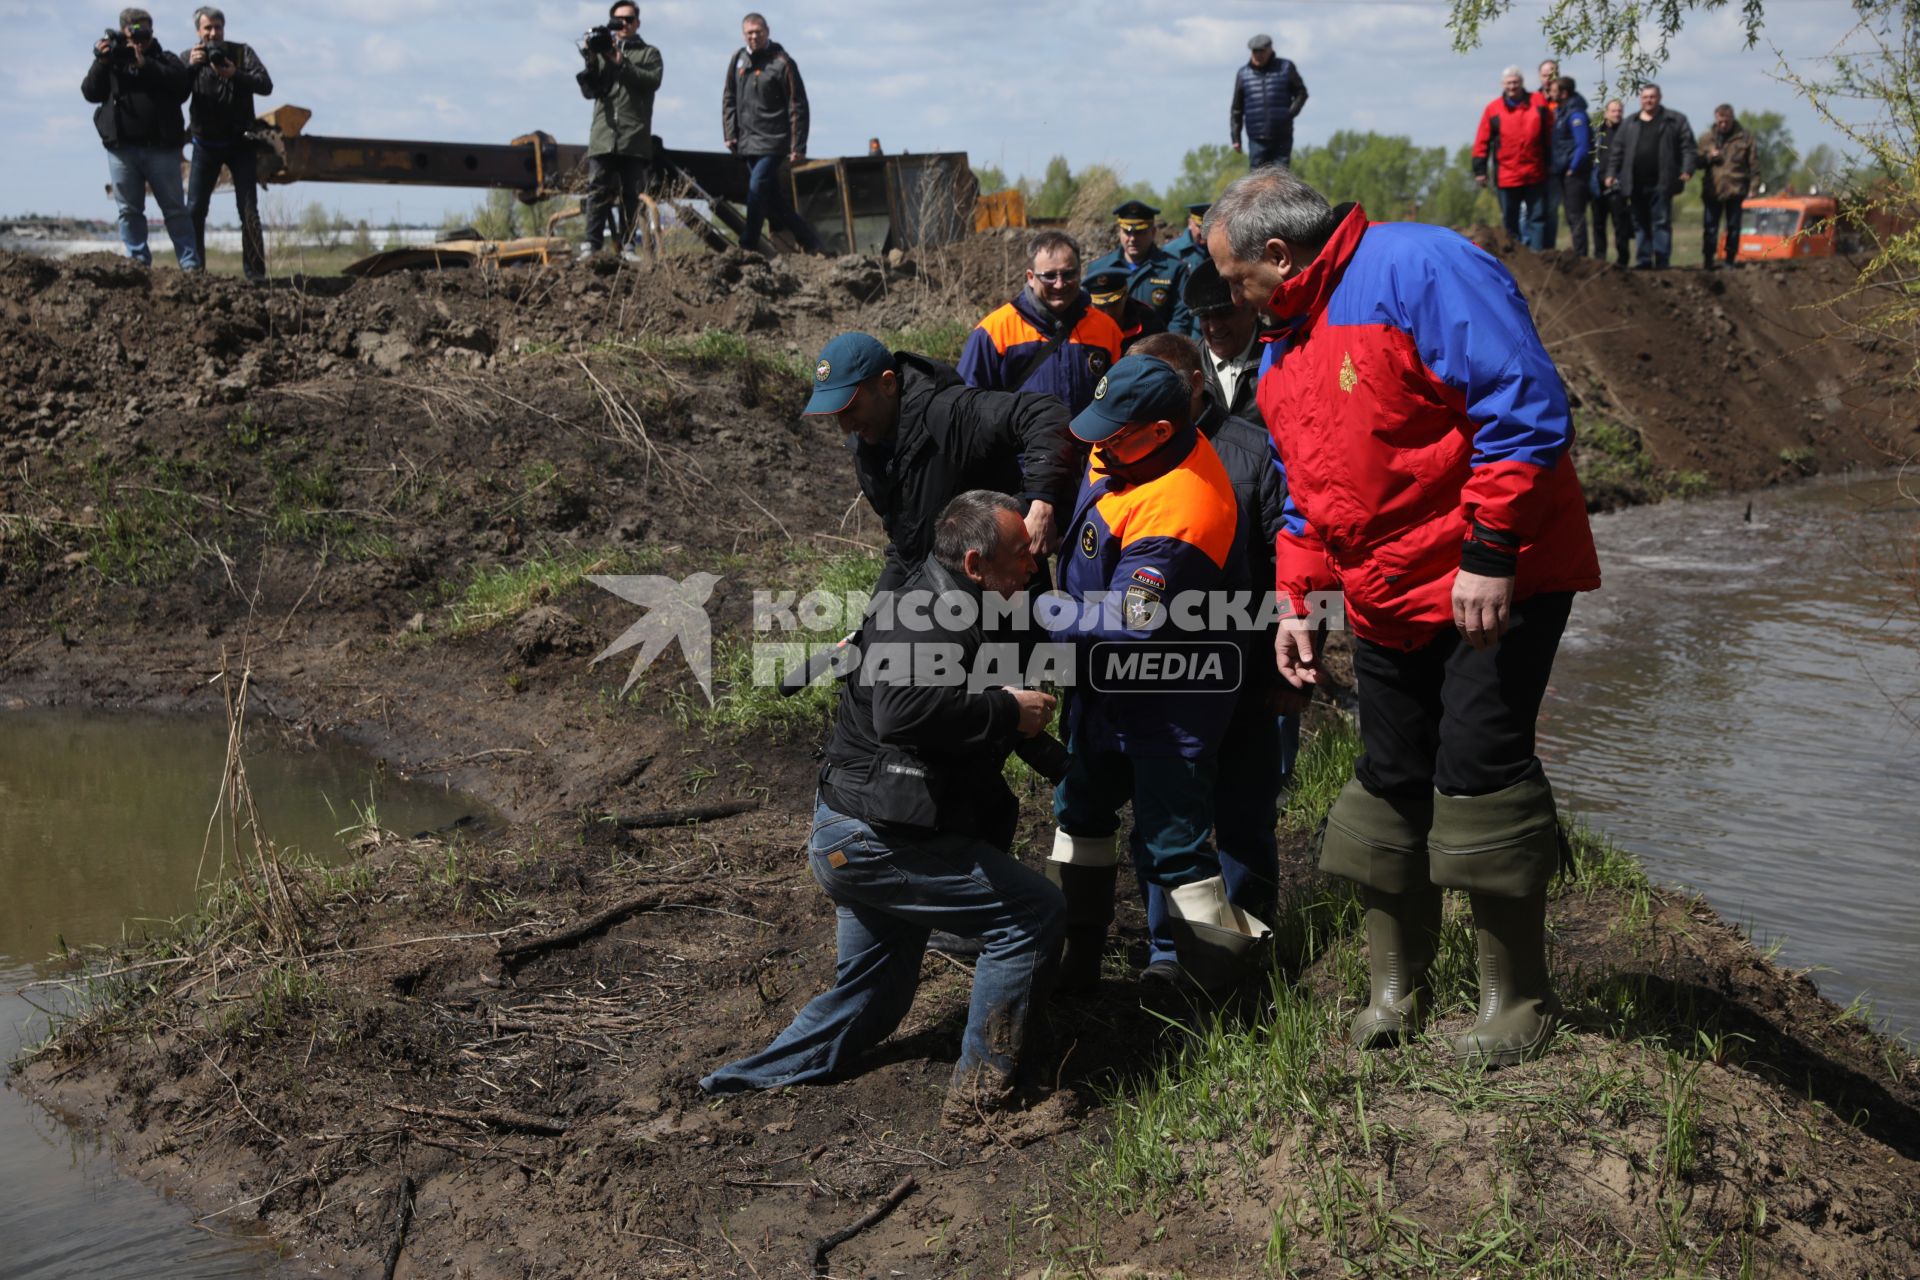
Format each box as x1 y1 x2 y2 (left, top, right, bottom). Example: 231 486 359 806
1 713 484 1279
1540 475 1920 1038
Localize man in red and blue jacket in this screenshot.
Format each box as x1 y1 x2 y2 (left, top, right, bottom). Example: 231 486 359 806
1205 168 1600 1068
1042 355 1267 992
1473 65 1555 249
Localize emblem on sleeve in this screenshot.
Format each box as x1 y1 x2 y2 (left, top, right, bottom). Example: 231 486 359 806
1080 522 1098 557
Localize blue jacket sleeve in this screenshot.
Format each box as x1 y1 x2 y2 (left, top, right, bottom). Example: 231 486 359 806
1567 109 1591 174
1393 233 1574 540
956 325 1002 390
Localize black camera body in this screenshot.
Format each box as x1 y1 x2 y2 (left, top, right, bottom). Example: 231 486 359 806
580 25 615 56
202 39 233 69
101 27 133 62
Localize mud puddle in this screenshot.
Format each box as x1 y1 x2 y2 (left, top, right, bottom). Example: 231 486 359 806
1 711 486 1279
1541 473 1920 1038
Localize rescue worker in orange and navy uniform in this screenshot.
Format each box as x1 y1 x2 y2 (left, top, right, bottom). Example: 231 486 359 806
1041 355 1270 991
958 228 1124 416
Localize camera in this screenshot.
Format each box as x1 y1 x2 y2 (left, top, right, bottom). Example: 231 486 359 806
202 39 233 69
579 24 615 56
100 27 134 62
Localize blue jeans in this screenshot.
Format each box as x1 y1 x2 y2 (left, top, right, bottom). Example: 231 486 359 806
700 798 1063 1096
1498 182 1549 250
189 138 266 280
1629 187 1673 266
105 144 200 269
742 154 824 254
1054 743 1219 888
1248 137 1292 168
1137 709 1295 965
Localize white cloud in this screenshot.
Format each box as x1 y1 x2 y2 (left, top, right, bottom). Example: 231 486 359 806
0 0 1870 222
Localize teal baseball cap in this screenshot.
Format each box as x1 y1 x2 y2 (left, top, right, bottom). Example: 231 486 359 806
803 332 894 415
1071 354 1190 443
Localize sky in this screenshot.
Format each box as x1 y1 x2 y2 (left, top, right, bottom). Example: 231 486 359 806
0 0 1871 225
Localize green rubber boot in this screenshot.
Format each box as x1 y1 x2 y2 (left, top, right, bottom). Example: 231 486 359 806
1349 885 1443 1050
1455 890 1561 1068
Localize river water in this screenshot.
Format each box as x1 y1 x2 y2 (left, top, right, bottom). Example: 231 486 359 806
0 713 483 1279
1539 474 1920 1040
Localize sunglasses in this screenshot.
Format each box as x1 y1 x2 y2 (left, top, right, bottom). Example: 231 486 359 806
1030 269 1077 284
610 13 638 25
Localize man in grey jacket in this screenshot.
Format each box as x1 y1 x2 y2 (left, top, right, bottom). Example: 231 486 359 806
721 12 824 254
577 0 663 256
1601 83 1696 270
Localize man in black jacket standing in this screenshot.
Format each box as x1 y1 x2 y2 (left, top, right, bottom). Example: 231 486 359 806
185 7 271 282
1602 83 1696 269
700 491 1065 1122
81 8 199 270
798 332 1078 597
722 12 824 254
1230 34 1308 169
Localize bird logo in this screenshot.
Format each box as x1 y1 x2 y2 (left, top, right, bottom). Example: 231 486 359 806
588 573 722 703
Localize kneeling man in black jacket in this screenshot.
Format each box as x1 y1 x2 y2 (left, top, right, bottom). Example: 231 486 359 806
700 491 1066 1123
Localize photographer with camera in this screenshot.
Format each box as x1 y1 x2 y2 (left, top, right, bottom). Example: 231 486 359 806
185 7 272 282
81 7 200 271
575 1 663 257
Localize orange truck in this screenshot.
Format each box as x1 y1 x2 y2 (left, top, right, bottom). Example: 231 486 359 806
1737 193 1840 259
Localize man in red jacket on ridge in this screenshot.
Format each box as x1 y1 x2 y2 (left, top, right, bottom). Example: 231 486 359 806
1474 65 1555 250
1203 165 1600 1069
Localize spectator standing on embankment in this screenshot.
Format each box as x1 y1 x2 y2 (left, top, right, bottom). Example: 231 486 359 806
1590 98 1632 266
1697 104 1755 270
1602 83 1695 270
1230 33 1308 169
1204 166 1600 1069
1550 76 1594 258
958 230 1122 416
576 0 662 258
81 7 200 271
185 6 272 283
722 12 825 255
1473 65 1555 250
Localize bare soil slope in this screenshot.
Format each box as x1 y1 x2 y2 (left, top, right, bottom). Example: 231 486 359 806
2 240 1916 1278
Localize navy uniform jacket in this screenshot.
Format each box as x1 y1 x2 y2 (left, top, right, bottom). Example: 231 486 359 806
1048 425 1246 758
1086 245 1194 339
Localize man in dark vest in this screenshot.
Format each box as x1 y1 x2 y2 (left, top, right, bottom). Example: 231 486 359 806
1231 34 1309 169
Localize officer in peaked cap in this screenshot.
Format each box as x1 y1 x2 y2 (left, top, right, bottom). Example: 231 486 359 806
1163 201 1212 271
1085 199 1195 340
1083 266 1155 354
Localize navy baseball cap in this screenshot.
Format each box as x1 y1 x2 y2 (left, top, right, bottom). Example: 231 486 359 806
1071 354 1189 443
802 333 894 415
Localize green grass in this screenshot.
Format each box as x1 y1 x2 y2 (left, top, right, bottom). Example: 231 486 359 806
1576 415 1721 504
444 546 655 636
875 318 975 363
672 549 882 736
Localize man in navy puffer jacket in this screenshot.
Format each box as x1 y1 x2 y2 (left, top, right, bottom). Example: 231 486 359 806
1230 34 1309 169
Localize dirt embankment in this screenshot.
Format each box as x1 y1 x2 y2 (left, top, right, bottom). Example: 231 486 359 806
1 240 1916 1277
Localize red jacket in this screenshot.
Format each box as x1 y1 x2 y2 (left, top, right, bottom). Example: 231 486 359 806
1473 95 1554 188
1255 206 1599 650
